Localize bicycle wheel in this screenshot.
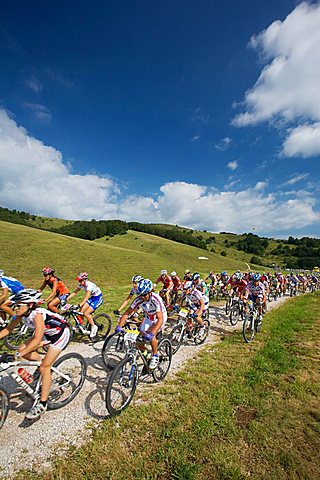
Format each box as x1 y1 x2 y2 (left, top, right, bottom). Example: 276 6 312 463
225 298 232 315
169 324 184 355
93 313 112 338
4 324 33 350
101 332 127 370
47 353 86 410
194 319 210 345
230 305 240 326
243 313 255 343
0 386 9 429
105 357 138 416
152 338 172 382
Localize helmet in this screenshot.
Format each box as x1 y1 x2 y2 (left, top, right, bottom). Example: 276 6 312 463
183 281 193 290
0 269 4 277
252 273 261 281
221 271 227 276
184 269 191 274
137 279 153 296
132 274 143 283
192 272 200 280
76 272 88 281
171 271 177 276
235 272 243 281
42 266 55 275
10 288 42 305
160 269 167 275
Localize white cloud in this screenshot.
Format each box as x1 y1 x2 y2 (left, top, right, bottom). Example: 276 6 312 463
282 173 309 186
23 103 52 122
232 1 320 157
227 160 238 170
216 137 232 151
283 123 320 157
0 109 319 234
191 135 200 142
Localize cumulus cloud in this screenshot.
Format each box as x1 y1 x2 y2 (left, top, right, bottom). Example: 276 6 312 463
0 109 319 234
232 1 320 157
227 160 238 170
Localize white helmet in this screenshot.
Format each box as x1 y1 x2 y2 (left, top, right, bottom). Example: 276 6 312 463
183 281 193 290
10 288 42 304
160 269 167 275
171 271 177 276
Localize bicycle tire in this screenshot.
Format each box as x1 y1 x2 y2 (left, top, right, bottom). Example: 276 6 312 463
152 338 172 382
105 356 138 416
101 332 127 370
225 298 232 315
93 313 112 338
4 324 33 351
230 305 240 326
193 319 210 345
0 386 9 429
47 352 86 410
168 324 184 355
243 313 255 343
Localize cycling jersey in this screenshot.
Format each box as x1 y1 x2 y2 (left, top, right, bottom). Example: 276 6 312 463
0 276 24 294
229 279 248 293
129 286 139 296
45 276 69 296
171 275 182 290
156 275 174 291
182 288 209 311
130 292 167 324
22 307 68 345
245 281 265 298
78 280 101 296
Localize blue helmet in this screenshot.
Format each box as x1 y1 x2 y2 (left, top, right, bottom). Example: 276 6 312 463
221 271 227 276
192 272 200 280
137 279 153 296
252 273 261 282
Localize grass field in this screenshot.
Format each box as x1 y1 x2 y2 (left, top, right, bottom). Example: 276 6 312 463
14 292 320 479
0 220 261 311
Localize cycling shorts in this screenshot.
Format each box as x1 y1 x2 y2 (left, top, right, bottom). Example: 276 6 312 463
86 294 103 311
139 312 167 334
58 293 69 302
248 294 263 303
43 326 70 350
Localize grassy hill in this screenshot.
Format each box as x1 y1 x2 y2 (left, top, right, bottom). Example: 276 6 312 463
1 221 261 309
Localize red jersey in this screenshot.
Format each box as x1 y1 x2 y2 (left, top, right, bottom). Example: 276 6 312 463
156 275 174 290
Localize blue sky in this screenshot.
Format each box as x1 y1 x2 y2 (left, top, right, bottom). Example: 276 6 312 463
0 0 319 237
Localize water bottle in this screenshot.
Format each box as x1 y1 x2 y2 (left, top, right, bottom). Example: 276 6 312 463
77 314 84 324
17 367 34 384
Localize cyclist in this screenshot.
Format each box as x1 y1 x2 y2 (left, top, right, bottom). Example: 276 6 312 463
228 271 247 300
67 272 103 338
115 279 166 369
192 273 208 295
180 281 208 328
183 269 193 282
38 267 70 314
170 271 182 304
243 273 266 323
155 269 174 308
0 269 25 323
0 289 70 419
113 274 144 315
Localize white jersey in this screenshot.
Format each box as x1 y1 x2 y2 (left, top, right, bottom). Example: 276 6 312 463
183 288 209 311
78 280 101 297
22 307 67 338
130 292 167 324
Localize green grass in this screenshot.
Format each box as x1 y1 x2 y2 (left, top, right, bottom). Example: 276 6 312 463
0 221 256 311
13 293 320 480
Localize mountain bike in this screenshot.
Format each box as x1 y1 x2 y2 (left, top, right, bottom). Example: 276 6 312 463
60 303 111 342
105 334 172 416
0 351 86 428
229 297 245 326
101 317 141 370
168 307 210 355
289 282 298 297
225 291 239 315
242 300 262 343
0 318 33 351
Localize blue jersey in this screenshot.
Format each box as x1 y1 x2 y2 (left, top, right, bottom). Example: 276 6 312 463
0 276 24 294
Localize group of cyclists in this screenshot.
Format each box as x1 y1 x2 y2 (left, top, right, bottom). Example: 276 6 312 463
0 265 319 420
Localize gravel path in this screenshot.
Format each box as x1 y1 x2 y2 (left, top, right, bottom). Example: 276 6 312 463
0 295 289 477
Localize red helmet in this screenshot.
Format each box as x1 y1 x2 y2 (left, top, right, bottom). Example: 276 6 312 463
76 272 88 281
42 266 54 275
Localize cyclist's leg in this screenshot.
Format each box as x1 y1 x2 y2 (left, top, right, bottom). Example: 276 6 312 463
18 337 42 361
1 299 15 318
47 296 61 314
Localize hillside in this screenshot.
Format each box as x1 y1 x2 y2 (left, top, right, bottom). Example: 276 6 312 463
0 221 259 308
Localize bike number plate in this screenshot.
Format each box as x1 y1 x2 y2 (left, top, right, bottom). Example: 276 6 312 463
179 308 188 318
124 330 139 342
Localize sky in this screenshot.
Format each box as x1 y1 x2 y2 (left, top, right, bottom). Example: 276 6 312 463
0 0 320 238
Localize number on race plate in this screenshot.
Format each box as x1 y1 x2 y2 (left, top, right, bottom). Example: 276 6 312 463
179 309 188 318
124 329 140 342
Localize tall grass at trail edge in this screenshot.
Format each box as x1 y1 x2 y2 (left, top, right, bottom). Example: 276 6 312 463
15 293 320 480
